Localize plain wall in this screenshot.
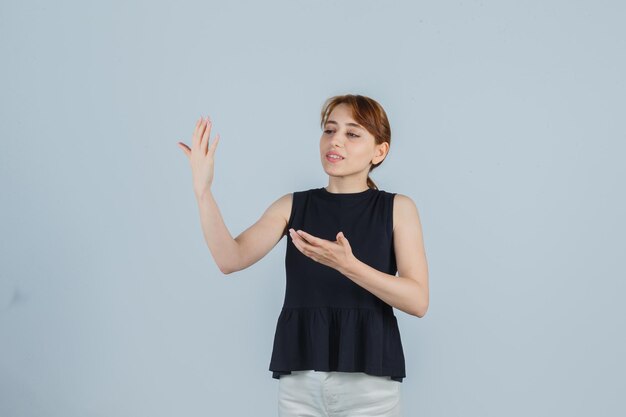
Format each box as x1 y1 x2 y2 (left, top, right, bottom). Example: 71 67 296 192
1 0 624 416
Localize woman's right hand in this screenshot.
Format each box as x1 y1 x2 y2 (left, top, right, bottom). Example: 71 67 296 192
177 116 221 198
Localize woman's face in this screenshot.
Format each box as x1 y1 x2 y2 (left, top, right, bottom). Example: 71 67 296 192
319 103 384 178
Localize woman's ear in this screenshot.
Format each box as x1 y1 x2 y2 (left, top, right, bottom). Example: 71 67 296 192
372 142 389 164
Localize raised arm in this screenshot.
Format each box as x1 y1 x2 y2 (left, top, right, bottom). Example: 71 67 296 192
230 192 292 274
194 190 291 274
178 115 292 275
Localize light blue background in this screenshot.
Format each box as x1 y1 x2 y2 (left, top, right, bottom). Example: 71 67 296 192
1 0 624 416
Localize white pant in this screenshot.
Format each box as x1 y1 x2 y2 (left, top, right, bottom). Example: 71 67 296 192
278 370 402 417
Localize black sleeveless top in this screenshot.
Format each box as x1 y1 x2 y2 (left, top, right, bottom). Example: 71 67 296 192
268 187 406 382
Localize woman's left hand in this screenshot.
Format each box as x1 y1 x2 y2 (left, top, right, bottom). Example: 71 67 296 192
288 228 356 274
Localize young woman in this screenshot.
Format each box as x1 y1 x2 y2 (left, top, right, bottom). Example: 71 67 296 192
178 94 429 417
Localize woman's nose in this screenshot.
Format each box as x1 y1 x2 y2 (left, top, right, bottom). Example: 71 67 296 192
330 136 344 148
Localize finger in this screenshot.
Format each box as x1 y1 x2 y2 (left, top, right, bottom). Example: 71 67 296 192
209 132 220 155
289 229 311 249
290 228 310 240
296 230 322 246
290 234 305 252
177 142 191 158
192 116 203 149
289 228 307 242
338 232 351 250
293 238 315 258
194 117 208 151
201 115 212 154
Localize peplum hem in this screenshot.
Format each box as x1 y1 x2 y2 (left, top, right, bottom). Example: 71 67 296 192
268 306 406 382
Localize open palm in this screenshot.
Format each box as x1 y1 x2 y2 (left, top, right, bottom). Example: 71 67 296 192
177 116 220 197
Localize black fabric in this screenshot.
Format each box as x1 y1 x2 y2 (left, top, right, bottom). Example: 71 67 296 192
268 187 406 382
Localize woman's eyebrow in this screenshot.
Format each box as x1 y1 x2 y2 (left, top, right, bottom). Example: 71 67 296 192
325 120 364 129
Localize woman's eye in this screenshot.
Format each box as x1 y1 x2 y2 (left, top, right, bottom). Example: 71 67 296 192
323 129 359 138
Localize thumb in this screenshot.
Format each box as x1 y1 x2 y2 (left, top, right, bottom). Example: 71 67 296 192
178 142 191 158
338 232 352 253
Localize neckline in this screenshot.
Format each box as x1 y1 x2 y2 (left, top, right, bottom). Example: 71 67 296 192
316 187 376 201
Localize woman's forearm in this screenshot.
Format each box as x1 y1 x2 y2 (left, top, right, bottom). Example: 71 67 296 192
340 258 428 317
195 189 239 274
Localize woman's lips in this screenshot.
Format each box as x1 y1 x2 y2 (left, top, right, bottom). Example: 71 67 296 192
326 155 344 163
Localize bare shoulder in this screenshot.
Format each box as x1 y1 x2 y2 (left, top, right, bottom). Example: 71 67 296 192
392 193 421 233
264 191 293 237
230 191 294 273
